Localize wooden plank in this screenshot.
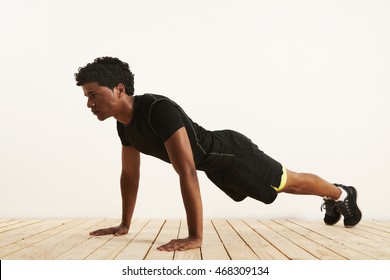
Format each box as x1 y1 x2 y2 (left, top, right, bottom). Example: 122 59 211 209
55 219 119 260
43 219 109 259
2 219 89 259
201 220 230 260
264 220 345 260
1 219 75 259
295 220 387 259
0 220 20 228
51 219 119 259
366 220 390 230
86 219 148 260
229 219 288 260
0 220 71 255
145 219 180 260
0 219 16 228
0 220 53 250
259 220 319 259
287 219 362 259
174 220 202 260
321 221 390 257
0 220 42 234
337 228 390 254
245 219 316 260
115 219 164 260
357 225 390 241
275 220 346 260
361 221 390 234
1 219 389 260
54 219 120 259
212 219 258 260
292 220 376 260
346 225 390 245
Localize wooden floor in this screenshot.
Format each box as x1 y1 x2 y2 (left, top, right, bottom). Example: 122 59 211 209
0 219 389 260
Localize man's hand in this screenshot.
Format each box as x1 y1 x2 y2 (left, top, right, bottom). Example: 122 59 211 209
89 224 129 236
157 236 202 251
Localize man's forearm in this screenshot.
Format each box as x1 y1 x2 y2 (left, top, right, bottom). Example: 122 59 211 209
120 173 139 228
180 173 203 240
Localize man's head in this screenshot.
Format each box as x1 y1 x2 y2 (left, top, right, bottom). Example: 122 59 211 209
75 57 135 122
75 56 135 96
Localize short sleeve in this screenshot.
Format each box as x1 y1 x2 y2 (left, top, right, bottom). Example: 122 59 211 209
149 99 184 142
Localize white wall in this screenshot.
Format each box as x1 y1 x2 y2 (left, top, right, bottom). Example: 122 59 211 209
0 0 389 220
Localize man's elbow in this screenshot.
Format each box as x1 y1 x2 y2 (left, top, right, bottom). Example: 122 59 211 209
178 167 198 181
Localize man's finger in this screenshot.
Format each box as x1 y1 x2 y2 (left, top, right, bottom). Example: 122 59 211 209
178 245 187 251
158 243 174 251
90 228 112 236
114 228 125 236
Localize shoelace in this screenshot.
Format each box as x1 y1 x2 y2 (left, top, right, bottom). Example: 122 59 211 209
320 199 339 214
340 199 353 216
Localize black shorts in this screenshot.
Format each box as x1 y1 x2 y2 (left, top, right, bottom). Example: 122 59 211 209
204 131 283 204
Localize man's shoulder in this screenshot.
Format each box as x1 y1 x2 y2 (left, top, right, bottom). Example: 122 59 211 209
137 93 170 102
136 93 178 111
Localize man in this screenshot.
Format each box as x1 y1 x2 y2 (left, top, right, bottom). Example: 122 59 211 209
74 57 362 252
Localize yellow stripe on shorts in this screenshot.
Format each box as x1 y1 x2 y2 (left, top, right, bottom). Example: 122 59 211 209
272 166 287 192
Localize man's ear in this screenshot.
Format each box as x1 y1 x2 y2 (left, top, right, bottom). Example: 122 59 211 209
116 83 126 96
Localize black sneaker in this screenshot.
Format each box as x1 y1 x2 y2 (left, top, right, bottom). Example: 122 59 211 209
335 184 362 228
321 197 341 225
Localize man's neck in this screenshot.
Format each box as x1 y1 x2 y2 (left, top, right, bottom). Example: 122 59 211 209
115 95 134 125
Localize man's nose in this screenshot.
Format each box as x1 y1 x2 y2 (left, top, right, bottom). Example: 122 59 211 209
87 98 95 108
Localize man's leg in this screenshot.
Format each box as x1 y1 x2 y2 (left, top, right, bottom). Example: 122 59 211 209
281 170 341 198
278 169 362 227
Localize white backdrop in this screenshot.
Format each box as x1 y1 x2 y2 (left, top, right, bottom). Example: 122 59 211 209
0 0 389 220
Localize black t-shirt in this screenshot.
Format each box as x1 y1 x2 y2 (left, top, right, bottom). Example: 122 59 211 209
117 94 239 171
117 93 281 204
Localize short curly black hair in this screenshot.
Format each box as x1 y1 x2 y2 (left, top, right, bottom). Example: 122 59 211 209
75 57 135 96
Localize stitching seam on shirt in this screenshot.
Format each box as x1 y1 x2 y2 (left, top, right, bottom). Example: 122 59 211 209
209 152 235 157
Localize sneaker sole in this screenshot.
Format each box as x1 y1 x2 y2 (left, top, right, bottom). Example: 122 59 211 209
344 186 362 228
325 214 341 226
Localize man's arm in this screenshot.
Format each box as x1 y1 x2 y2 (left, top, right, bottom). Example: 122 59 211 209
120 145 141 228
157 127 203 251
90 145 140 236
